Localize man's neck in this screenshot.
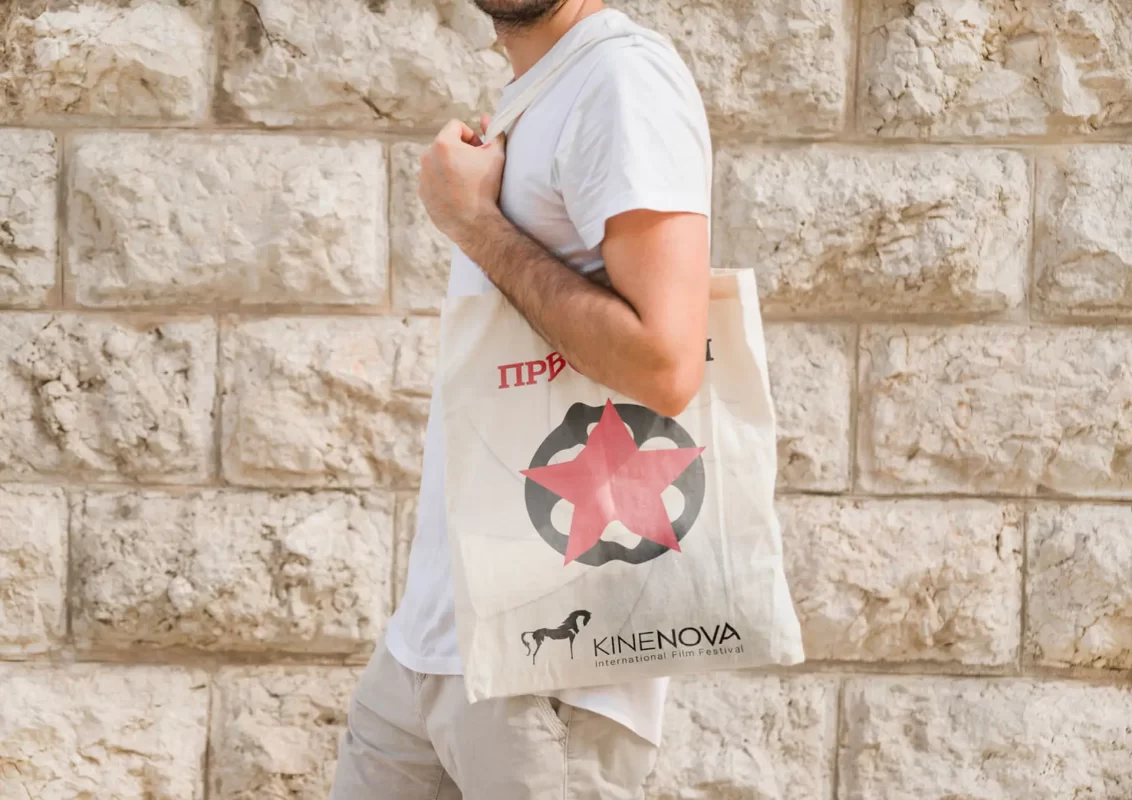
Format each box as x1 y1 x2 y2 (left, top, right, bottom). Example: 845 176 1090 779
499 0 606 78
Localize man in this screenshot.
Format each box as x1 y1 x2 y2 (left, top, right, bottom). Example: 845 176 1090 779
331 0 711 796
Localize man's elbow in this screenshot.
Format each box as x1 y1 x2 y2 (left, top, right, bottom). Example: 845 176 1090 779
644 360 704 419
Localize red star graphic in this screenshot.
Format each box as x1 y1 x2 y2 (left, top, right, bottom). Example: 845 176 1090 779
521 400 705 565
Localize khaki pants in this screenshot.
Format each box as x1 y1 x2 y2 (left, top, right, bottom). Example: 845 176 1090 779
330 642 658 799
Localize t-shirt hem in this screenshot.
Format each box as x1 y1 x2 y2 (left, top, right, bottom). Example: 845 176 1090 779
577 189 710 250
384 624 465 676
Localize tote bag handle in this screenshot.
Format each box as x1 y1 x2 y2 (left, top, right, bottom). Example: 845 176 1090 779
484 16 673 142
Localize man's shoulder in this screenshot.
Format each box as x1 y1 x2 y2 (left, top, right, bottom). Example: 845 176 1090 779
575 31 698 100
566 31 706 123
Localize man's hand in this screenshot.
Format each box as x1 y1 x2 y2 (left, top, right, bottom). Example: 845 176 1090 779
419 118 506 247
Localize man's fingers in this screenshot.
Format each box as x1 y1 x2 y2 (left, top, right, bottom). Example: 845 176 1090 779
480 113 492 135
436 119 479 146
436 119 469 141
429 115 501 160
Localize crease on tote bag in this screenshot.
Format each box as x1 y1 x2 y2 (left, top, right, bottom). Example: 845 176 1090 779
700 378 735 609
469 558 655 624
456 417 668 623
461 419 530 486
736 275 776 414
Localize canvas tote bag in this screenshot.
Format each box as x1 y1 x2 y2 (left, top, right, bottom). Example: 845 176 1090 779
441 20 804 704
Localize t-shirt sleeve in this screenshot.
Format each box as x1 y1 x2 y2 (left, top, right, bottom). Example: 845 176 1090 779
553 44 712 251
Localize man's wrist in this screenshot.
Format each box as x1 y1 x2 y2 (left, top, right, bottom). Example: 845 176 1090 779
450 208 512 266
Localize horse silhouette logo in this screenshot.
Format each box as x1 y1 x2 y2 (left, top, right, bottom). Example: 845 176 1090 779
521 610 592 664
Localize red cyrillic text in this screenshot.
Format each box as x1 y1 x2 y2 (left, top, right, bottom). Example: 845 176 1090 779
498 362 526 389
526 359 548 383
498 352 569 389
548 352 566 380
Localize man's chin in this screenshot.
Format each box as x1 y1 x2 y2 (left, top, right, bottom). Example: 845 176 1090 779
472 0 568 27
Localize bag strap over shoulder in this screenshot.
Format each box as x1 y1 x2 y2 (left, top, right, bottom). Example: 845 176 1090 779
484 14 673 142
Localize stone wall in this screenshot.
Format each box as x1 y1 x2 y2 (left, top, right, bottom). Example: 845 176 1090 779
1 1 1131 798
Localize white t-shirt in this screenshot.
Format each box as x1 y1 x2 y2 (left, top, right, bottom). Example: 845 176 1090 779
385 9 712 747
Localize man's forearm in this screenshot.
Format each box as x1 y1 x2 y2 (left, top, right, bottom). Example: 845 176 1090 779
454 212 692 415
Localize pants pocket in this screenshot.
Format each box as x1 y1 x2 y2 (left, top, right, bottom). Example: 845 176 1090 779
533 695 570 739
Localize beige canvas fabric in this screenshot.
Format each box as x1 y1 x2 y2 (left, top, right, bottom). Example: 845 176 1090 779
440 270 805 702
330 641 658 800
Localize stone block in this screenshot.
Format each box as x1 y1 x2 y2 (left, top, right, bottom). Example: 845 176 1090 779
780 497 1022 664
860 0 1132 137
390 142 449 313
0 665 208 800
859 325 1132 496
222 316 432 488
766 324 853 491
1036 146 1132 317
0 130 57 307
1027 503 1132 670
68 133 386 307
0 0 212 123
393 492 417 607
0 485 67 656
218 0 509 129
209 667 359 800
840 678 1132 799
72 490 394 655
0 314 215 482
647 673 837 800
714 148 1030 314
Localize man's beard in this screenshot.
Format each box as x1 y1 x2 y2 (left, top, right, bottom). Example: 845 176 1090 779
472 0 570 28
